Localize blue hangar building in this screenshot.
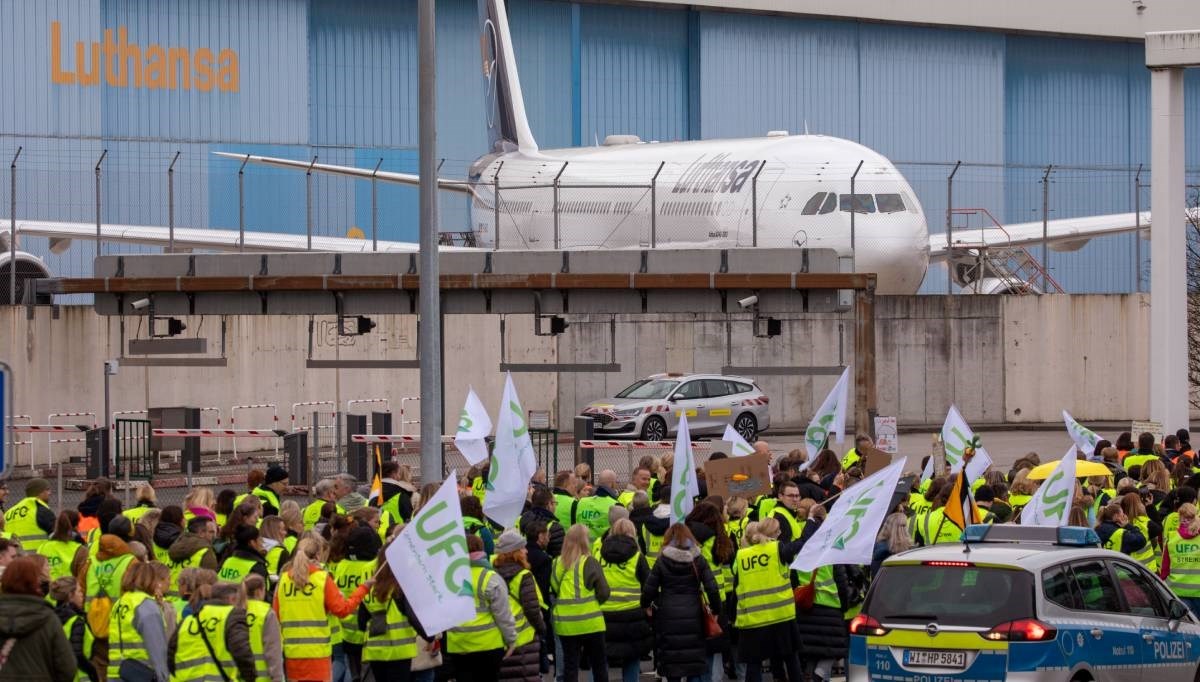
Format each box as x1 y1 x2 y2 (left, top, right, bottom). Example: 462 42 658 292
2 0 1200 293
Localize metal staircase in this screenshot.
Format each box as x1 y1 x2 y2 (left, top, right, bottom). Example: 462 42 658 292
948 208 1064 294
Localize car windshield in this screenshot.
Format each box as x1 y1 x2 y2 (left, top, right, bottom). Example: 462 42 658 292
864 564 1035 628
615 379 680 400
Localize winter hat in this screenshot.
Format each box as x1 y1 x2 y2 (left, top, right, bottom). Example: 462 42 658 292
265 465 289 485
25 478 49 497
495 529 527 554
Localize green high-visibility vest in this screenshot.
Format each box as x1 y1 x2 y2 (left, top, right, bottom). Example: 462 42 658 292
169 547 210 595
362 593 418 662
772 507 804 541
551 556 605 636
107 591 154 679
1130 515 1158 571
38 539 82 581
277 570 333 658
330 558 376 645
4 497 50 550
446 566 507 653
922 508 962 546
218 555 261 584
244 599 273 682
85 553 136 604
599 550 642 613
699 536 730 597
252 487 282 515
63 614 94 682
640 524 666 567
471 477 488 506
302 499 345 531
617 490 635 507
553 492 577 530
506 568 544 648
733 542 793 628
574 495 617 541
795 565 839 609
174 603 239 681
1168 530 1200 597
122 504 155 525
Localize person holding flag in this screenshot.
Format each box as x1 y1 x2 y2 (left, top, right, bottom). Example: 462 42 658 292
484 374 540 531
729 517 807 682
359 541 430 682
920 446 982 546
446 533 520 682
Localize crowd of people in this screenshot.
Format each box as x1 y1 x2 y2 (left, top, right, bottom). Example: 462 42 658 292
0 428 1194 682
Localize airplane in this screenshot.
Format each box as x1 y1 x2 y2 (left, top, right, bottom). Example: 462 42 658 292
0 0 1153 301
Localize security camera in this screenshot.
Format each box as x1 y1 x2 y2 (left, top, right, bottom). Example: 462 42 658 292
130 298 151 311
737 295 758 309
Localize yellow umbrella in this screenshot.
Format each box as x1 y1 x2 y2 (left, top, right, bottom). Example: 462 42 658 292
1027 459 1112 480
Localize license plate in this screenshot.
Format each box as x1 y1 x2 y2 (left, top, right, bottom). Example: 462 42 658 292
903 649 967 668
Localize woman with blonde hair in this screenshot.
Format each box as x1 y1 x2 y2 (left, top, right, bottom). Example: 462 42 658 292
258 516 292 583
278 500 304 553
1161 503 1200 614
552 524 610 682
870 511 911 576
272 535 372 682
1120 492 1161 571
183 486 217 526
1008 470 1038 512
730 517 805 682
109 561 171 681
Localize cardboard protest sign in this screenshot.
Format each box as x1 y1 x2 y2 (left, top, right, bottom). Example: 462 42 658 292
704 451 772 499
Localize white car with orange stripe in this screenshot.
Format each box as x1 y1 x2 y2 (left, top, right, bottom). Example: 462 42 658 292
581 373 770 441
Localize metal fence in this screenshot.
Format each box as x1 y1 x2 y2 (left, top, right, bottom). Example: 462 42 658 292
6 144 1200 297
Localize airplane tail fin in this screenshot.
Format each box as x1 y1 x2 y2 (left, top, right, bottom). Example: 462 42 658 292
479 0 538 154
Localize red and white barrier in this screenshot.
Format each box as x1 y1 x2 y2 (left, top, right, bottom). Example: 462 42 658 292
153 428 289 438
46 412 97 469
351 434 454 444
230 403 279 457
577 440 712 449
290 401 336 432
10 424 90 433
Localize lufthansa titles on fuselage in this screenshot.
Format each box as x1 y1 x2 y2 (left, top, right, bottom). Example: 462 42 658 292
671 154 760 195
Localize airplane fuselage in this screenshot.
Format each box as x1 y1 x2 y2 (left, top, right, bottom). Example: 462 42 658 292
466 134 930 294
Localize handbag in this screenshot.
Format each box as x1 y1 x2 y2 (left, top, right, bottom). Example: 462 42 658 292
690 561 723 639
793 572 817 610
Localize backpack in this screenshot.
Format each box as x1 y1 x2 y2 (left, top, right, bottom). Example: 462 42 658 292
86 595 112 638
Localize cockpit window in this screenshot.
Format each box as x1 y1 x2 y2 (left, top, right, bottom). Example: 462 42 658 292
801 192 827 215
820 192 837 214
839 194 876 214
876 193 905 213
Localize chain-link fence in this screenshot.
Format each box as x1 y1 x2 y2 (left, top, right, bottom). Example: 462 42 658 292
6 143 1200 296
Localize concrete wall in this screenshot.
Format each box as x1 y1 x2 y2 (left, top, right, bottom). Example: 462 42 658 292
0 293 1152 466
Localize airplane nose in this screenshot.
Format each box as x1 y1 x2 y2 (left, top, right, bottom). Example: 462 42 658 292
853 215 928 294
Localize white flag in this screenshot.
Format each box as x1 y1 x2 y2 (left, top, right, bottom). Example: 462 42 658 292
454 387 493 465
942 405 990 474
964 448 993 486
722 424 755 457
791 458 907 573
387 471 476 635
1021 446 1077 527
483 373 538 529
1063 410 1104 459
804 367 851 460
670 414 699 525
920 454 935 484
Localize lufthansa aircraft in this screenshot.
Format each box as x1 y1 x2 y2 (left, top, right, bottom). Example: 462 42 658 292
1 0 1151 297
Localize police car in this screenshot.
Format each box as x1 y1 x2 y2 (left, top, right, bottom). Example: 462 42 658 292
849 525 1200 682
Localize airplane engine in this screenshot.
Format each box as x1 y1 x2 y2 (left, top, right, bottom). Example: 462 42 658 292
0 251 53 305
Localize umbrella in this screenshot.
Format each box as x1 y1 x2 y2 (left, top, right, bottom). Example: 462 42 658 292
1027 459 1112 480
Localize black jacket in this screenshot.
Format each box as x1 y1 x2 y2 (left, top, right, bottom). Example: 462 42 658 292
640 545 721 678
54 603 97 682
153 520 182 557
496 562 545 682
1096 520 1147 555
519 506 564 557
637 506 671 555
599 534 652 665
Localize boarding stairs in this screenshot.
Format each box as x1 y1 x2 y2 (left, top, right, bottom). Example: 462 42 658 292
948 208 1064 295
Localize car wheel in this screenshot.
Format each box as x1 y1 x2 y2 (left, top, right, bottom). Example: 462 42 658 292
734 413 758 441
641 416 667 441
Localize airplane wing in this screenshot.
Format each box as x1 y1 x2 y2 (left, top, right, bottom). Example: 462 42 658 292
212 152 477 194
0 219 473 254
929 212 1150 260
